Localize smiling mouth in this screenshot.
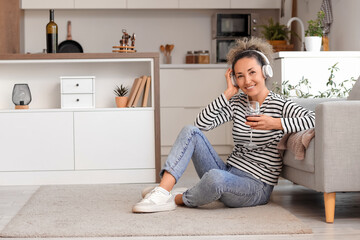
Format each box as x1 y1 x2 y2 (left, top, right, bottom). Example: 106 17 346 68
246 85 255 90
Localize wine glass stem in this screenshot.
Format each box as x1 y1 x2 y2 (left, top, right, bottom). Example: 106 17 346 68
250 129 253 144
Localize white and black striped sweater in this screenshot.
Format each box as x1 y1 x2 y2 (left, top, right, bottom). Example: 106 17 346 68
195 91 315 185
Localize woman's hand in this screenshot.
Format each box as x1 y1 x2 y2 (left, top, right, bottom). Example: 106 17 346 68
245 115 283 130
223 68 239 100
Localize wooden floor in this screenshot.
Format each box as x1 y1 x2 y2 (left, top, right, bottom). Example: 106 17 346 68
0 165 359 240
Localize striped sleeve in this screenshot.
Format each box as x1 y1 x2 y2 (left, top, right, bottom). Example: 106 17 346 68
195 93 233 131
280 100 315 134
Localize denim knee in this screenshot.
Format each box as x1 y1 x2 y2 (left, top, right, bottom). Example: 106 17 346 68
201 169 226 193
180 125 200 136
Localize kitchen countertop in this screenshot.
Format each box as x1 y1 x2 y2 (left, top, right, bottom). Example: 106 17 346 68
160 63 228 69
274 51 360 58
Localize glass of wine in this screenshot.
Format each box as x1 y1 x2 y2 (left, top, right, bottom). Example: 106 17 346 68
244 101 260 149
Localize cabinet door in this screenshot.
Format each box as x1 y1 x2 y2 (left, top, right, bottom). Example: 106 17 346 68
21 0 74 9
179 0 230 8
74 110 155 170
127 0 178 9
75 0 126 8
230 0 281 9
160 107 231 147
160 68 227 107
0 112 74 171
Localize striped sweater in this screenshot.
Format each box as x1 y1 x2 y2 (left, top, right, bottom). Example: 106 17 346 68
195 91 315 185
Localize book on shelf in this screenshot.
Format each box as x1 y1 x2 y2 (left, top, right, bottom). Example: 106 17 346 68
127 75 151 108
126 77 141 107
142 76 151 107
131 75 147 107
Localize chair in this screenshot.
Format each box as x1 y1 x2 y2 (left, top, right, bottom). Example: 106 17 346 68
281 77 360 223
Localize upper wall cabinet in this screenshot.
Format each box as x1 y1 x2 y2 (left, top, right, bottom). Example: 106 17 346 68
127 0 178 9
21 0 281 9
231 0 281 9
74 0 126 9
21 0 74 9
179 0 230 9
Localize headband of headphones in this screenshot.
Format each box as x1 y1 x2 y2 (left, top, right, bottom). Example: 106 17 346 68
240 50 270 65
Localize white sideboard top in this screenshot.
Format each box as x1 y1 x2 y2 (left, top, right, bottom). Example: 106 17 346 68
274 51 360 59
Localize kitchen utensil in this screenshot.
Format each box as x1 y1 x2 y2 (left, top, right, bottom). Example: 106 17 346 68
160 45 165 54
58 21 83 53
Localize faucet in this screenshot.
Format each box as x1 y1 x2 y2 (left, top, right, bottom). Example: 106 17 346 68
287 17 305 51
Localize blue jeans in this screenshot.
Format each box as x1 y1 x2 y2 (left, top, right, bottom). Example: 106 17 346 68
160 125 274 208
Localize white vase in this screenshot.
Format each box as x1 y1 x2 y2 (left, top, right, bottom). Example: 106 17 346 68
304 36 322 51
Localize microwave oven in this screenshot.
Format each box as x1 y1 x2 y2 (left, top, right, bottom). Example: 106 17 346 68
212 13 260 38
212 38 237 63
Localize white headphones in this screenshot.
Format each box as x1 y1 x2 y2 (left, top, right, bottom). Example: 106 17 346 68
243 50 273 79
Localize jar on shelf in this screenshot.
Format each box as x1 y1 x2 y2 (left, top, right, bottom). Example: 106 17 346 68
198 50 210 64
185 51 195 64
194 51 200 64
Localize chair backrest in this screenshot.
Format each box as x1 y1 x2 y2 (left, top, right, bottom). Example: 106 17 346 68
347 75 360 100
291 98 345 112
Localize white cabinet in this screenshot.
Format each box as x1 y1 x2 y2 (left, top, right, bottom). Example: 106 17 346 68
230 0 281 9
21 0 281 9
21 0 74 9
272 52 360 97
0 53 160 185
74 0 126 9
0 111 74 171
127 0 178 9
160 67 233 158
74 110 155 170
179 0 230 9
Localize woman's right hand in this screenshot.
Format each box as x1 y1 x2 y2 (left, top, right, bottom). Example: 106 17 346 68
223 68 239 100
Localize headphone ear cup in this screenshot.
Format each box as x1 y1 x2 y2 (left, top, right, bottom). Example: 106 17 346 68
262 65 273 78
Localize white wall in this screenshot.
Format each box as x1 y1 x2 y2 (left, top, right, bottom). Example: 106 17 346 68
296 0 360 51
24 9 215 64
23 9 278 64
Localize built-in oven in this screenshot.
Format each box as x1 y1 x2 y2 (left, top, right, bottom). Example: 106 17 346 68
212 13 260 63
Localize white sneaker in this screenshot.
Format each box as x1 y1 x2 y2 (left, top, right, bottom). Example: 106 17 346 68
141 186 188 198
132 186 176 213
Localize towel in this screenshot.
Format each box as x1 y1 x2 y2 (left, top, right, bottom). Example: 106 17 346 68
321 0 333 34
277 128 315 160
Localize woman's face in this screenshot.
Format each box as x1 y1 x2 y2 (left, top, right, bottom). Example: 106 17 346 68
233 57 268 100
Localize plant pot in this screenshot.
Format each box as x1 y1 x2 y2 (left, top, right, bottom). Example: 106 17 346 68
305 36 322 51
267 40 294 52
115 96 128 108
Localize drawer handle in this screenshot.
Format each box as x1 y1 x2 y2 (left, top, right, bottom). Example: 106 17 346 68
76 99 80 102
76 83 79 87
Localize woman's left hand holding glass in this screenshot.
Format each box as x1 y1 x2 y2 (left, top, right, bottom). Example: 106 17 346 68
245 115 283 130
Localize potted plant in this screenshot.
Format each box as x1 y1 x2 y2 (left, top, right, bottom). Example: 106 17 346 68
304 11 325 51
260 18 294 52
114 84 129 108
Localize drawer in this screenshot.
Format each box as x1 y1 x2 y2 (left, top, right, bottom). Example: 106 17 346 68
61 94 95 108
61 78 95 93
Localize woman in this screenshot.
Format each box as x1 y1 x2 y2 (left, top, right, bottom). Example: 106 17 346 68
132 37 315 213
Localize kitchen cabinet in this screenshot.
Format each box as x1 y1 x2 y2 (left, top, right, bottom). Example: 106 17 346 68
0 53 160 185
160 67 233 160
178 0 230 9
230 0 281 9
271 51 360 97
74 0 126 9
21 0 74 9
21 0 281 9
127 0 178 9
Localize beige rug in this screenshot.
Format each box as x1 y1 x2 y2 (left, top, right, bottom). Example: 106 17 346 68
0 184 312 238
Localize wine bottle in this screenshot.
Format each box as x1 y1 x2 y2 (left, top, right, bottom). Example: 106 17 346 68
46 9 58 53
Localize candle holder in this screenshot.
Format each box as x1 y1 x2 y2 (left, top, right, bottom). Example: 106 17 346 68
12 84 32 109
